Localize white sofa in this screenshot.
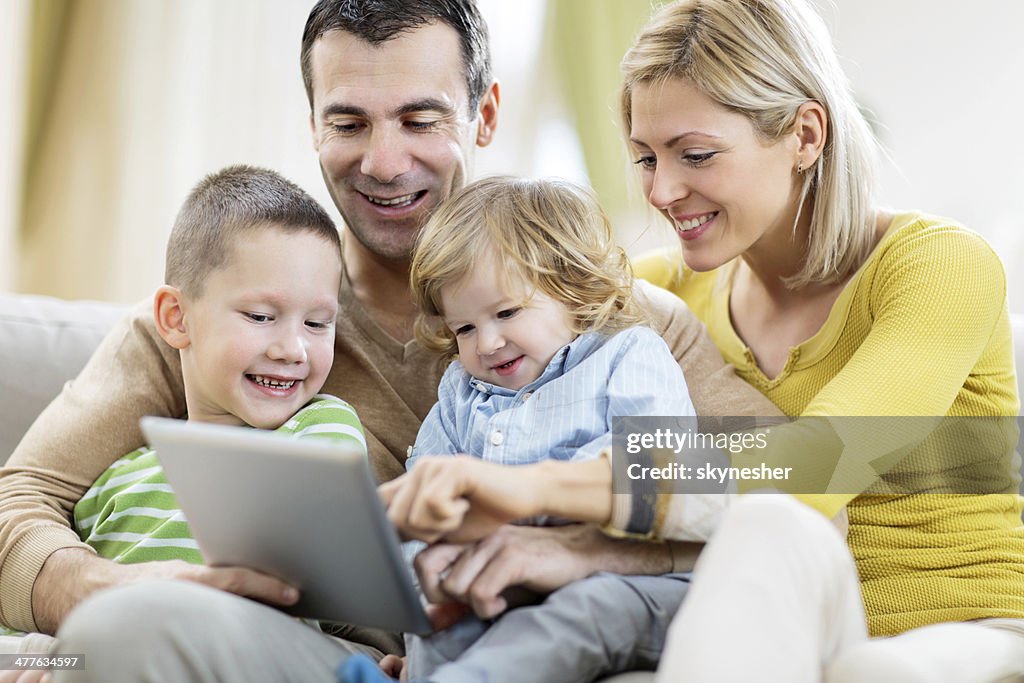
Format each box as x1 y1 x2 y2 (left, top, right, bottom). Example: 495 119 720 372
0 293 130 463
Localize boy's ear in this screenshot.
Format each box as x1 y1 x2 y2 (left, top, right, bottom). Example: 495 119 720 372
153 285 191 350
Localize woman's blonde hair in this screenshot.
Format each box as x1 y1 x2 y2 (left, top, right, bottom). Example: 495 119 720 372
621 0 881 287
411 176 642 358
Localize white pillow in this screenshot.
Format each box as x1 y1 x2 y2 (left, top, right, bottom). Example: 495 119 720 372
0 294 129 464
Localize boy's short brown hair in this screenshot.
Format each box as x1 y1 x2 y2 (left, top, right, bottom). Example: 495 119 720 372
165 165 340 297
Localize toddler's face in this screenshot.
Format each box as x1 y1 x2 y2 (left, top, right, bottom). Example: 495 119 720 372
180 227 341 428
440 257 577 391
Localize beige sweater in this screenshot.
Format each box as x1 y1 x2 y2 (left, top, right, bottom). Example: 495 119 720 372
0 273 778 632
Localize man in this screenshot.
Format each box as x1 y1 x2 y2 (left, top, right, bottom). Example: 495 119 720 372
0 1 777 681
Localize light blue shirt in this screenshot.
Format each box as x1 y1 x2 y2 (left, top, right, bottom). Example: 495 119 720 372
408 326 695 468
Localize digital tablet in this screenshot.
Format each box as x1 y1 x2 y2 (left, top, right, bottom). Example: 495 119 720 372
140 416 431 634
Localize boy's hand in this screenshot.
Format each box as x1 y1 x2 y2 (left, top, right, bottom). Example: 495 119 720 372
32 548 299 633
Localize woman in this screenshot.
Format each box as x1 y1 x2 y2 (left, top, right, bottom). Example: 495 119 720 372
382 0 1024 680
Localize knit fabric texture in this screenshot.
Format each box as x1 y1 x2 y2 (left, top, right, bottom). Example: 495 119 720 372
634 212 1024 636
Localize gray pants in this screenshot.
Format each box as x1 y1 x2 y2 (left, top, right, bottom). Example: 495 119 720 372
52 580 391 683
408 572 691 683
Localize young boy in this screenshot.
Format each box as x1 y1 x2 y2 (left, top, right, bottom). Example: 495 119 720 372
0 165 362 653
340 177 698 683
73 164 364 566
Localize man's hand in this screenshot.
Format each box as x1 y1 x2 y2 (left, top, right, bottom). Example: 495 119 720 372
413 524 674 620
0 669 51 683
32 548 299 634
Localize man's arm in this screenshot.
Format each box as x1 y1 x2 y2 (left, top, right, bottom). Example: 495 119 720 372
414 524 700 619
0 300 184 632
634 279 781 418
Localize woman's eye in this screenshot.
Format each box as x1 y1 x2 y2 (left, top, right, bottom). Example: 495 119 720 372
496 307 521 320
633 155 657 170
684 151 717 167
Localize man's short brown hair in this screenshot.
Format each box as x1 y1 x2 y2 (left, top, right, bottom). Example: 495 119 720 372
300 0 491 113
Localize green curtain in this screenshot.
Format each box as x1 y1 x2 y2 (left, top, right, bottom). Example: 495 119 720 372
545 0 665 223
22 0 72 203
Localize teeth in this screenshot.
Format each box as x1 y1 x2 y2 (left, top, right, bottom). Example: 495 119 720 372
365 192 418 207
678 213 716 232
250 375 296 389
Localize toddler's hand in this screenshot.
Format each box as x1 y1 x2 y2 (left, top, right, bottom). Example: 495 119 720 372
378 654 406 680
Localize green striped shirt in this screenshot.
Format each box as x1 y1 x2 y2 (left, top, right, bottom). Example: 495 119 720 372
0 396 363 640
73 394 365 565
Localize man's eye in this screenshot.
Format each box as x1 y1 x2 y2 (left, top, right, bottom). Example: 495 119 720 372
330 122 361 135
406 120 438 131
496 307 521 320
245 313 272 323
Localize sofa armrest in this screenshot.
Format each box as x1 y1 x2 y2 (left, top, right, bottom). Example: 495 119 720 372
0 293 131 464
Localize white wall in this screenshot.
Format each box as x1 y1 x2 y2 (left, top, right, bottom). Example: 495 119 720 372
813 0 1024 312
6 1 1022 311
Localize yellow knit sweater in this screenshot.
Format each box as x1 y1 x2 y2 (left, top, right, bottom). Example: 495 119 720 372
634 212 1024 636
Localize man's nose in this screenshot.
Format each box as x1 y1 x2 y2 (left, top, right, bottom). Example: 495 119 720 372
360 126 413 184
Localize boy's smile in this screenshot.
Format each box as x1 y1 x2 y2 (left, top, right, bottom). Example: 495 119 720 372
177 227 342 428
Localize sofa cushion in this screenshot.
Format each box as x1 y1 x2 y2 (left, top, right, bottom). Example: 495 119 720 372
0 293 130 464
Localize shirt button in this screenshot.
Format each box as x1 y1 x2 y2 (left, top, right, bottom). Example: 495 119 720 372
490 430 504 446
522 392 533 401
475 382 487 392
